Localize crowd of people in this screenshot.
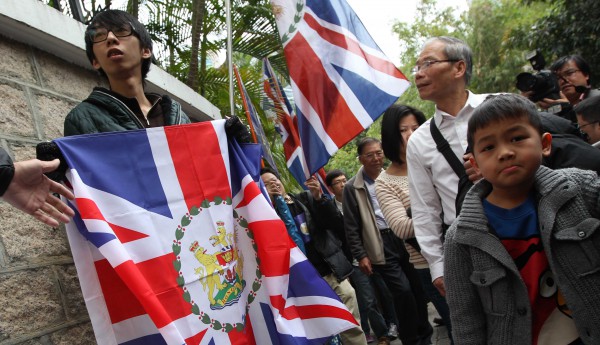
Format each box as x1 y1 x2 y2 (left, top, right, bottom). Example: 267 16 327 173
4 7 600 345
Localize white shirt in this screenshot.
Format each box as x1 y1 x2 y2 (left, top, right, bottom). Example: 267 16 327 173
406 91 489 281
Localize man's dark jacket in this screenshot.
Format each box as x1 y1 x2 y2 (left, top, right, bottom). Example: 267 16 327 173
540 112 600 173
289 191 353 281
64 87 190 136
0 148 14 196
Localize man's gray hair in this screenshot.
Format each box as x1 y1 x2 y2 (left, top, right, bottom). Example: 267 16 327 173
424 36 473 85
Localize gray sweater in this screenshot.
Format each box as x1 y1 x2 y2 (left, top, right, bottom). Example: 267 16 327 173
444 166 600 345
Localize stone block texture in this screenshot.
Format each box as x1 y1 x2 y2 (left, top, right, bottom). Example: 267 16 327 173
0 34 97 343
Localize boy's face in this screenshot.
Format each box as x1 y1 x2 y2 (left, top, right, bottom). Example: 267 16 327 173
470 117 552 193
90 23 151 80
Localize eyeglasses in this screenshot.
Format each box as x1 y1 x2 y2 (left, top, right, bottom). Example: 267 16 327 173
360 150 384 160
555 68 581 80
412 59 460 74
87 23 135 43
579 121 599 129
331 179 347 186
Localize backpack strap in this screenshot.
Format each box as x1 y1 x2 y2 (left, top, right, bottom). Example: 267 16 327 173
430 118 474 220
429 118 467 179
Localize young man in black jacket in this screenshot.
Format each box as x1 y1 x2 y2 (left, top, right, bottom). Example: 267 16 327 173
64 9 191 136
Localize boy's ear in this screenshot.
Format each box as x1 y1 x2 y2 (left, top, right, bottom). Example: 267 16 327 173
469 155 480 174
541 132 552 157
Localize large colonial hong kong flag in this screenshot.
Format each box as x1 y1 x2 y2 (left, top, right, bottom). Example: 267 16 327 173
269 0 410 175
54 120 356 345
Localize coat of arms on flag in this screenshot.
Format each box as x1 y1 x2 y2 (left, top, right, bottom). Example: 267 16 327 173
55 120 356 345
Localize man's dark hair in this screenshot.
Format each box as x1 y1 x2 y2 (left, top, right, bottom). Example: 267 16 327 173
381 104 426 164
574 94 600 123
85 10 153 80
551 55 592 86
325 169 345 186
356 137 381 155
260 167 280 179
467 94 543 150
425 36 473 85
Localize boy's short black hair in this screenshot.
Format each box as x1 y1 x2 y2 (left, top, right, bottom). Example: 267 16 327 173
356 137 381 155
574 94 600 123
467 94 543 150
85 10 153 80
551 55 592 85
325 169 345 186
260 167 280 179
381 104 426 164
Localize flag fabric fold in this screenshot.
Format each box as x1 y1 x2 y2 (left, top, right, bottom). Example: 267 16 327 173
55 120 356 345
268 0 410 175
233 64 280 176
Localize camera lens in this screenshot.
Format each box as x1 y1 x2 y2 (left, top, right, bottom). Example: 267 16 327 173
516 73 537 92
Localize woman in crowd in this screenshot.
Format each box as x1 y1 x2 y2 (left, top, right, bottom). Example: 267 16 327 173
375 104 453 344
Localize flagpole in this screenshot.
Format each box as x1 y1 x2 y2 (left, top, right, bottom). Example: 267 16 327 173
225 0 234 116
233 64 258 144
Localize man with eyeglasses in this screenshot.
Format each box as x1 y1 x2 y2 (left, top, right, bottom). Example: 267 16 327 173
406 37 489 303
574 95 600 148
344 137 432 345
535 55 600 123
61 10 192 136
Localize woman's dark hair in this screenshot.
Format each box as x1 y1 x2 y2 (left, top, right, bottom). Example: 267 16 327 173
380 104 426 164
85 10 153 80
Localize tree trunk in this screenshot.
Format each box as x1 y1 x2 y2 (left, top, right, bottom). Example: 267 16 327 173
186 0 206 90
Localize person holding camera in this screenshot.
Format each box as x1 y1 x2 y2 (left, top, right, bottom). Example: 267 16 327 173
524 55 599 122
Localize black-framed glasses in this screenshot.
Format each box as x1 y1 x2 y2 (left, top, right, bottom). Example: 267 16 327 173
555 68 581 81
87 22 135 43
412 59 461 74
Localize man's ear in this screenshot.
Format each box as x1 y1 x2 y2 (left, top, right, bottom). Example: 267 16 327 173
541 132 552 157
141 48 152 60
454 60 467 80
92 58 101 71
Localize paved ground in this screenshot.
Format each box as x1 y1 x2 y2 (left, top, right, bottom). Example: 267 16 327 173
384 303 450 345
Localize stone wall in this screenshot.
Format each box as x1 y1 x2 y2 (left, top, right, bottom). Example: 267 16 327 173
0 35 102 344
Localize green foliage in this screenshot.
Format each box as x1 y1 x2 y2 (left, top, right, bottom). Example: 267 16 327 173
465 0 549 94
521 0 600 87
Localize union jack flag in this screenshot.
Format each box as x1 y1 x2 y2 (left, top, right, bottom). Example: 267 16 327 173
233 64 280 176
269 0 410 175
55 121 356 344
262 58 331 194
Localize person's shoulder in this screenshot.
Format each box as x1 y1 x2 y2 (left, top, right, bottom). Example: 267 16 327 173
65 91 104 119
